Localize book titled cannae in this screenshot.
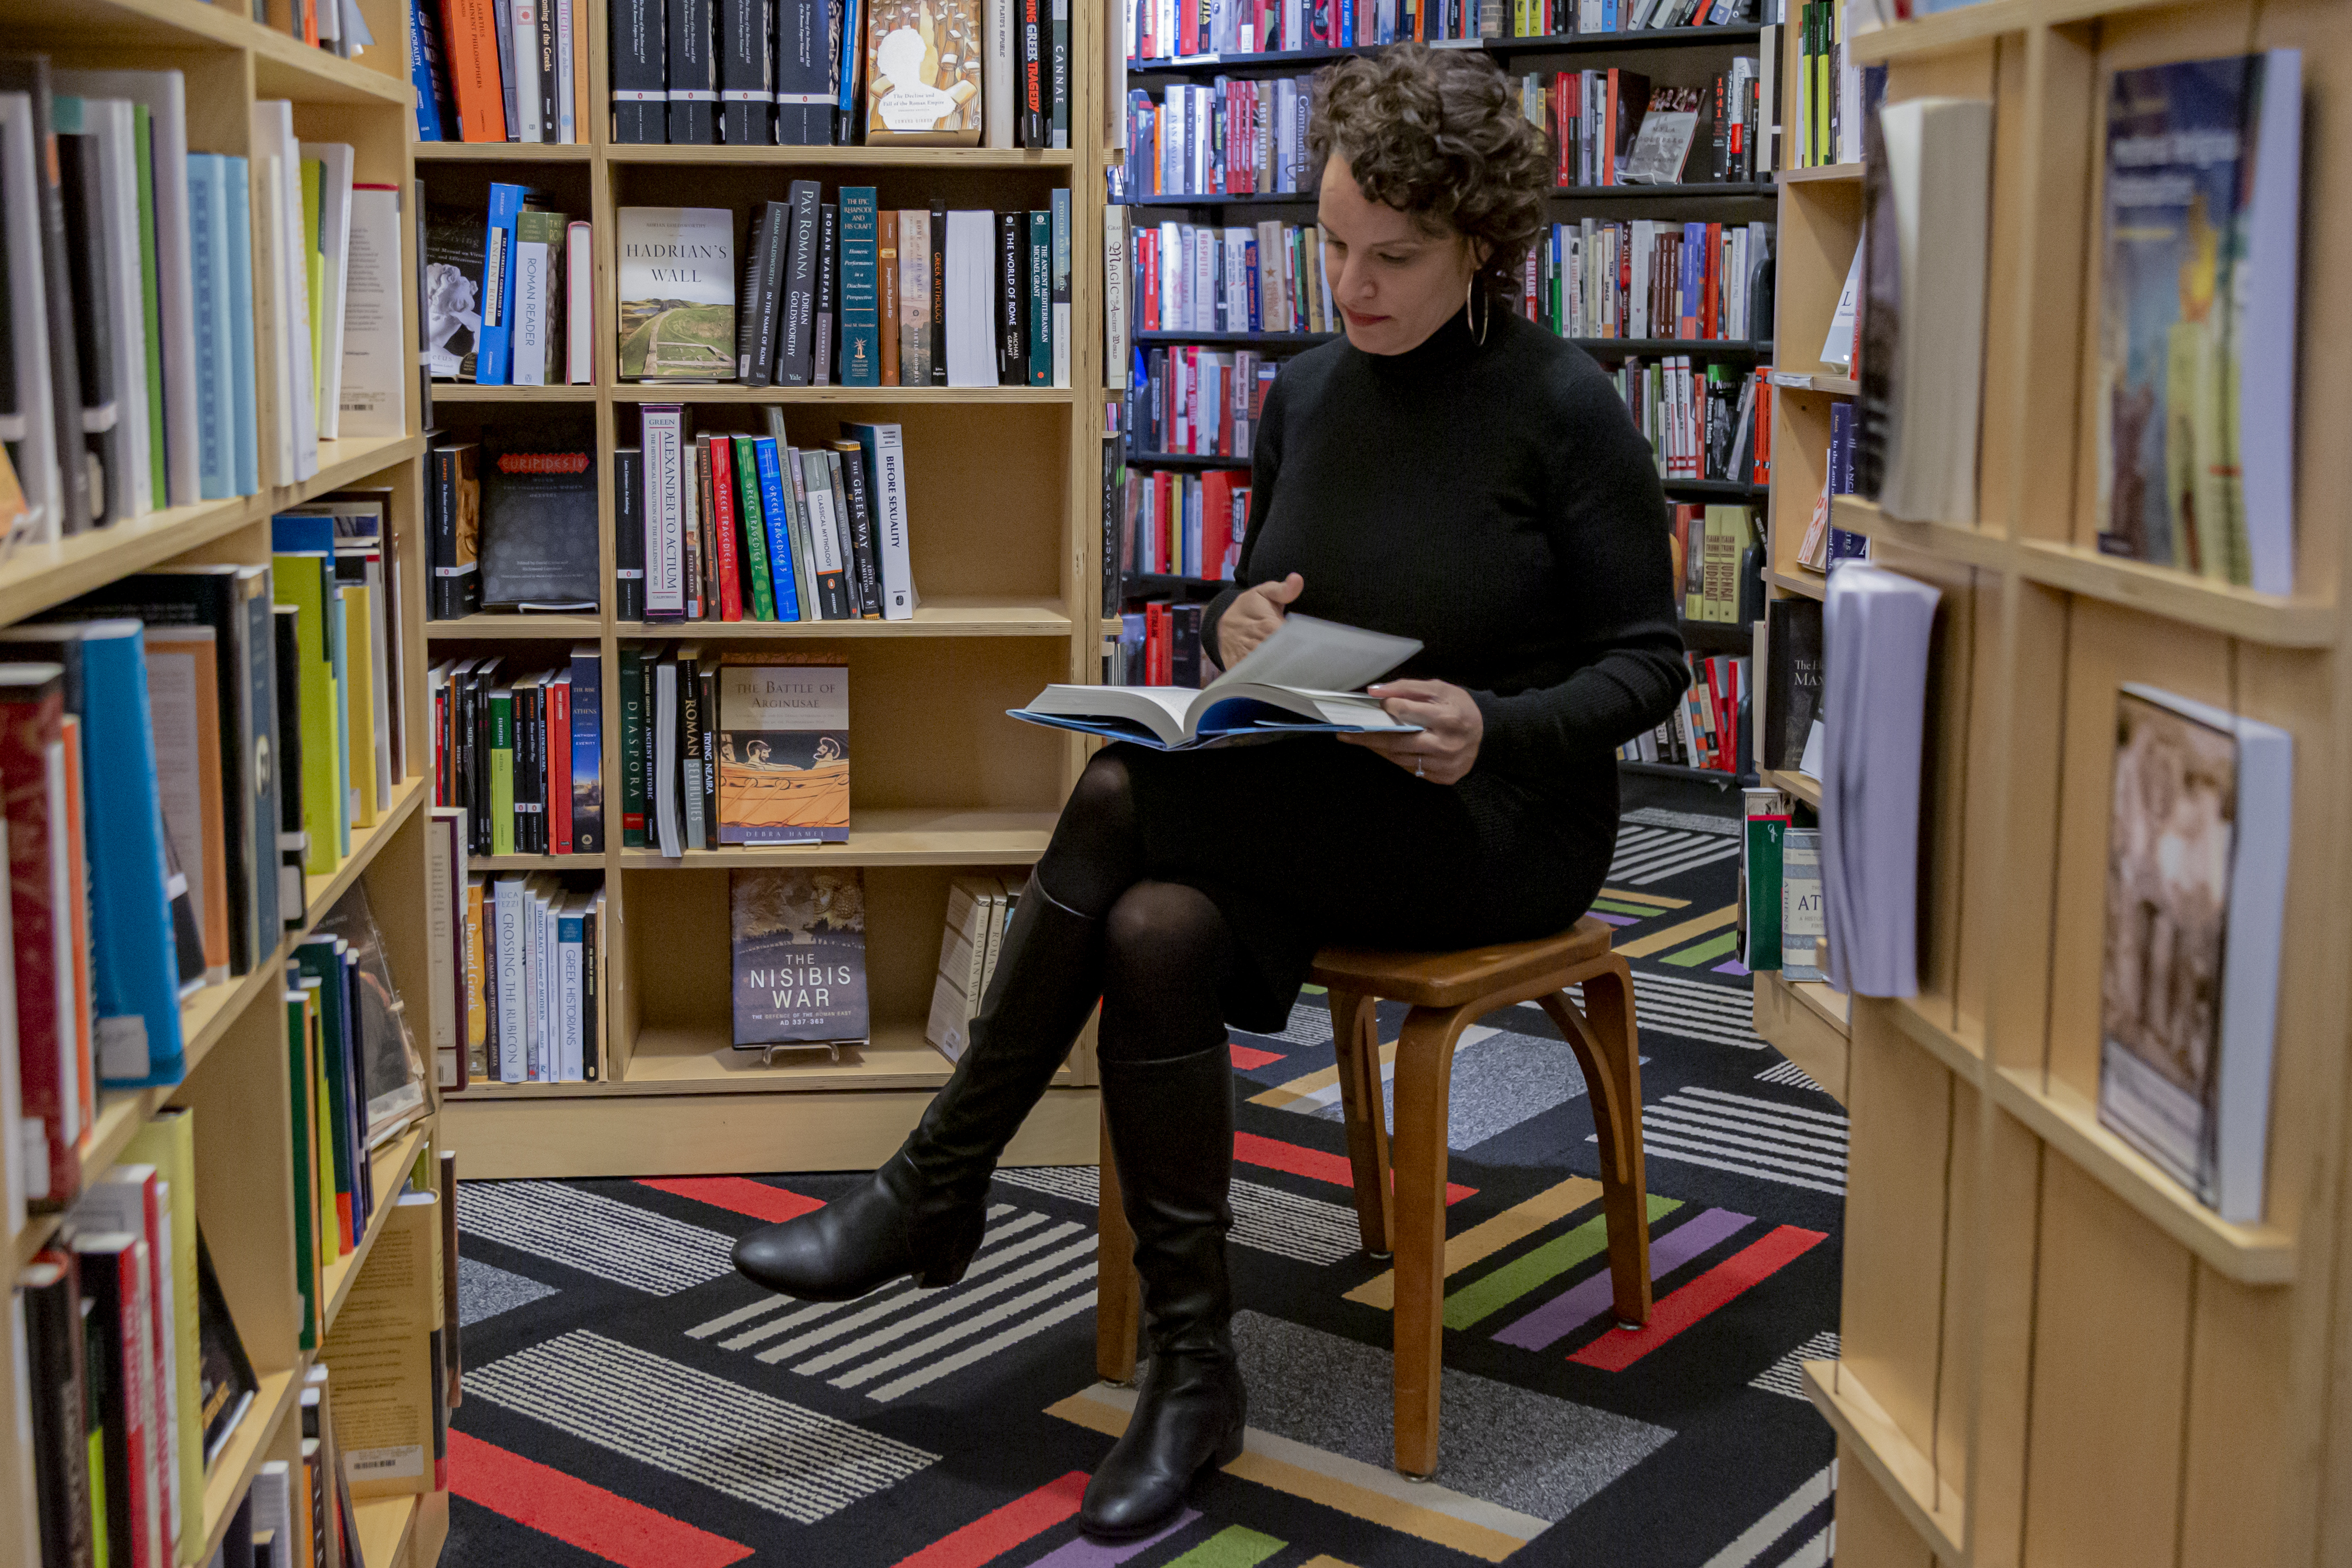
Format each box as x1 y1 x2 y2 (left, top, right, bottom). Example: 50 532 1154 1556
617 206 736 381
716 654 848 844
731 869 869 1049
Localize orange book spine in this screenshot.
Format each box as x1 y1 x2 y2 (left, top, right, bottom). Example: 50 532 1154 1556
442 0 509 143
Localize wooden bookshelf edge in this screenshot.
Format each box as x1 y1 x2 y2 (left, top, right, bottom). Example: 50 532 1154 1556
1800 1359 1967 1564
1752 972 1849 1104
319 1123 437 1335
1760 766 1821 809
1847 0 2030 65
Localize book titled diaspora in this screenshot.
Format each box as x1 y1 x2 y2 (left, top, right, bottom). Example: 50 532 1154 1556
617 206 737 381
716 654 849 844
2097 684 2291 1223
2095 51 2301 593
730 868 870 1049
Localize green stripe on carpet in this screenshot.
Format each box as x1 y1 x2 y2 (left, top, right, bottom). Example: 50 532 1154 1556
1164 1525 1286 1567
1444 1196 1682 1329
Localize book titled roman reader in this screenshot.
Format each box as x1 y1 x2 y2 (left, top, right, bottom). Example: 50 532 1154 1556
617 206 736 381
1012 614 1423 750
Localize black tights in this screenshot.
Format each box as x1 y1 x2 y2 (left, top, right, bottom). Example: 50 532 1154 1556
1036 754 1234 1064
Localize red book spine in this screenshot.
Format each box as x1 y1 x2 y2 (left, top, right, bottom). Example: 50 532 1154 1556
710 437 745 620
1703 220 1722 339
549 680 573 854
133 1177 176 1546
1142 232 1161 331
1 686 71 1208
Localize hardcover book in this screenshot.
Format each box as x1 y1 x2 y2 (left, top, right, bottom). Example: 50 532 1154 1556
863 0 982 144
616 206 736 380
715 654 848 844
729 868 869 1047
478 429 599 609
422 204 487 380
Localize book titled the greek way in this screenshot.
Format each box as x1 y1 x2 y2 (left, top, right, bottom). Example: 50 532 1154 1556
1014 614 1423 749
617 206 735 380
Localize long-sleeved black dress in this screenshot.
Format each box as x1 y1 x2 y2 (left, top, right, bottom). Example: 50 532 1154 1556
1109 302 1688 1030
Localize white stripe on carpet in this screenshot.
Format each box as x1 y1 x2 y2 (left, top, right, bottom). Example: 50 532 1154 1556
458 1181 735 1295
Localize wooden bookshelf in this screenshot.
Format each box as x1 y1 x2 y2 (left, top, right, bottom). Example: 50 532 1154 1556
424 0 1111 1179
1791 1 2352 1562
0 0 456 1558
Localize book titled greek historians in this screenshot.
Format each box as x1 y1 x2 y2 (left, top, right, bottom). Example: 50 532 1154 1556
715 654 847 844
730 868 868 1048
617 206 735 381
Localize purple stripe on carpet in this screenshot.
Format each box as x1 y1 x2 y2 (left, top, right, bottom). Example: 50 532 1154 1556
1713 960 1751 976
1589 912 1638 925
1493 1207 1754 1351
1025 1509 1201 1566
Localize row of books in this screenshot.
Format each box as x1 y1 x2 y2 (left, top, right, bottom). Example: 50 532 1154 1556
1788 0 1860 169
1737 795 1822 977
1611 355 1766 483
424 191 593 386
1793 396 1863 571
431 650 606 857
1673 502 1760 624
1109 601 1212 687
1125 78 1315 198
6 501 412 1218
1133 220 1337 336
1121 468 1249 581
601 0 1071 149
0 63 405 540
1527 218 1774 343
454 865 611 1085
612 195 1075 389
1123 0 1758 57
925 876 1018 1060
411 0 592 142
629 650 851 856
1130 345 1275 459
1619 650 1749 771
1525 64 1765 187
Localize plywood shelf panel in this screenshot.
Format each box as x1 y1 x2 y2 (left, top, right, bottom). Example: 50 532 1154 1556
1778 162 1864 183
0 497 255 628
1765 370 1859 396
1752 971 1849 1103
430 383 599 401
284 433 428 505
1760 766 1821 809
615 597 1074 637
1989 1065 2294 1285
608 384 1078 404
617 808 1056 866
621 1021 1082 1093
0 0 412 102
1873 995 1986 1080
1848 0 2030 64
425 613 604 639
1802 1360 1967 1563
603 144 1078 167
472 853 592 870
319 1125 433 1334
355 1494 422 1568
416 142 595 161
1765 566 1825 600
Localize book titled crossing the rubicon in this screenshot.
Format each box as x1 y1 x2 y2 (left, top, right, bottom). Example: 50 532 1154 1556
731 869 870 1049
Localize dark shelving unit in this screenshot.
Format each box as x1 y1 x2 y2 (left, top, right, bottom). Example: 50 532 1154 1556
1662 478 1771 500
1133 330 1337 347
1125 450 1253 469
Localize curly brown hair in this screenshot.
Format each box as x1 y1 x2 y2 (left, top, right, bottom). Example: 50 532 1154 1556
1306 44 1550 296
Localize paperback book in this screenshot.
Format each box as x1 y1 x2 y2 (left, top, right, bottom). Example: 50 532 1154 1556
730 868 870 1048
715 655 849 843
617 206 737 380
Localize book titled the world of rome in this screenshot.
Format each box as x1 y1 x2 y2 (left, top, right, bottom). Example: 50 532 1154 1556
730 869 869 1048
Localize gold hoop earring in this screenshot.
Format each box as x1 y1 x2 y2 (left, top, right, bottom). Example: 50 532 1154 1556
1465 279 1490 346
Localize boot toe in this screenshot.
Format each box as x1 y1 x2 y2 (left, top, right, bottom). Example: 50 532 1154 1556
732 1216 869 1302
1078 1461 1189 1540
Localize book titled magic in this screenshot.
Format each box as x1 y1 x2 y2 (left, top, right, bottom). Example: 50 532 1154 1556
731 869 870 1049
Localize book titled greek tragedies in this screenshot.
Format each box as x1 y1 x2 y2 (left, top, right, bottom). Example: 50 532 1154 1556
2097 685 2291 1223
730 869 869 1049
2095 51 2301 592
616 206 736 381
716 655 848 844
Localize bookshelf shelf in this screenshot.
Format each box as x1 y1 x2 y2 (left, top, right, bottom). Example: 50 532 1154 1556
1759 766 1819 808
1766 369 1859 395
425 613 605 638
1549 181 1777 200
1679 616 1754 653
472 854 584 870
614 808 1056 867
621 1022 1065 1093
0 0 412 103
606 384 1077 404
1127 191 1317 207
1579 337 1773 357
1987 1065 2296 1286
1133 330 1335 346
1800 1360 1967 1564
197 1366 303 1566
0 497 254 628
288 432 431 504
356 1494 422 1568
432 383 600 401
600 144 1079 168
1125 451 1251 469
1848 0 2031 65
1126 26 1763 73
319 1126 435 1332
1752 972 1847 1103
1764 566 1824 600
615 597 1076 637
1662 478 1769 500
1875 994 1983 1079
1123 571 1230 594
1777 162 1864 184
416 143 596 162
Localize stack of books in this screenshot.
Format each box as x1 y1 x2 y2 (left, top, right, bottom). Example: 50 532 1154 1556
1126 79 1316 197
609 648 851 857
1531 219 1774 343
1612 358 1766 485
926 876 1017 1061
430 648 606 857
1124 0 1758 55
1134 220 1337 336
424 187 594 387
412 0 592 142
1131 348 1273 457
1120 468 1249 581
456 868 611 1085
1523 64 1766 188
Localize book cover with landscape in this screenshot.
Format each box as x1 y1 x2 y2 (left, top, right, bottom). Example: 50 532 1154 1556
618 206 737 381
716 655 849 843
730 868 869 1048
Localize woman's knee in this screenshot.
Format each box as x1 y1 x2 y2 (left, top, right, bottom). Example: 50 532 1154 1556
1104 881 1229 980
1039 753 1145 914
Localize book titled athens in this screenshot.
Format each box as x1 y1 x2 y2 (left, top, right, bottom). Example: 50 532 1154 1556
715 654 848 844
730 869 869 1049
616 206 737 381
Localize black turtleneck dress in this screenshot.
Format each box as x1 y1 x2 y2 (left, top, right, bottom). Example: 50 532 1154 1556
1111 303 1688 1031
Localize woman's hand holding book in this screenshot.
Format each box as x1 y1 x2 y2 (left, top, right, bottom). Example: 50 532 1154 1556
1342 680 1483 786
1216 573 1305 670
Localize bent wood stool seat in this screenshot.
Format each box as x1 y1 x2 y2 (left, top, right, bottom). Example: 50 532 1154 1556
1092 914 1652 1479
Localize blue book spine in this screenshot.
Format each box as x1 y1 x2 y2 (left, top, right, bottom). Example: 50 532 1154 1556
79 630 188 1086
409 1 446 140
569 649 603 851
838 187 880 388
835 0 864 115
271 514 338 555
1339 0 1353 43
185 156 233 502
222 158 259 497
751 438 802 620
1245 239 1261 332
477 183 527 385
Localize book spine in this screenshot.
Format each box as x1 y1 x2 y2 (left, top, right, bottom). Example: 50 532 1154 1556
443 0 509 141
709 434 745 619
613 447 646 620
537 0 559 139
928 198 949 384
1051 0 1069 146
777 180 820 384
548 679 571 852
1050 188 1071 388
687 435 712 618
995 210 1023 387
734 203 773 384
1028 210 1051 386
641 406 686 618
476 183 525 384
852 424 915 619
839 186 879 388
752 438 802 619
730 435 777 620
798 449 853 617
813 200 837 385
833 441 883 618
616 649 646 845
676 658 705 850
608 0 667 142
668 0 716 142
771 0 832 144
717 0 772 142
568 649 603 850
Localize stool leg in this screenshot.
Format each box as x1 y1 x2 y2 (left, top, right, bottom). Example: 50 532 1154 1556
1328 987 1392 1257
1096 1105 1141 1384
1541 960 1651 1327
1390 1002 1471 1480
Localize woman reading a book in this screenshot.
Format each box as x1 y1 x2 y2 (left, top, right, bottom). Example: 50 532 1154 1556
735 45 1687 1536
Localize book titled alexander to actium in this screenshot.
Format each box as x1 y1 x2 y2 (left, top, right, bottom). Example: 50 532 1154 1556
1012 615 1424 749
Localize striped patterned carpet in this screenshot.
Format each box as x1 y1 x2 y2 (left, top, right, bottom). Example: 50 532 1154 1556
441 796 1842 1568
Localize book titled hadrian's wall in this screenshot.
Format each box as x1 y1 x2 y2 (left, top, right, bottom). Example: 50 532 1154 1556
617 206 736 380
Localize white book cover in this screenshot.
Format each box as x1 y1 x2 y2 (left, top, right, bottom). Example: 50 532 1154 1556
81 98 152 517
566 222 594 382
252 1461 293 1568
512 232 550 387
797 449 847 582
251 106 318 481
942 210 997 388
863 425 914 619
56 71 198 508
640 406 686 614
493 876 525 1080
653 657 682 857
985 0 1015 147
558 894 587 1080
337 187 406 438
554 0 577 143
1102 204 1127 386
512 0 544 141
297 143 354 440
0 94 63 542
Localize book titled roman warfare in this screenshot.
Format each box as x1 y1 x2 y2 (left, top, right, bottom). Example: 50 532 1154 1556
715 654 848 844
729 868 869 1050
617 206 736 380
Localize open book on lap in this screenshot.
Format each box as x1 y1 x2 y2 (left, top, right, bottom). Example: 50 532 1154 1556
1010 614 1424 750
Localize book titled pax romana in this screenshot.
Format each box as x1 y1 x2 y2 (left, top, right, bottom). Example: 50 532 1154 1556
617 206 737 381
730 869 869 1049
717 654 849 843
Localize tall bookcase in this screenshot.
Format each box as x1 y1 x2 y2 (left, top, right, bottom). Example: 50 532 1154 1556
1119 24 1773 786
419 3 1117 1177
0 0 452 1561
1773 2 2352 1562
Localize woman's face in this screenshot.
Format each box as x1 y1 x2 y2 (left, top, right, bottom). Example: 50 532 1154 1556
1317 155 1484 356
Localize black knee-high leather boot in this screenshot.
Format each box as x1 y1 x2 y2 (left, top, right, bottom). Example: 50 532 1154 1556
1080 1042 1248 1539
732 880 1102 1301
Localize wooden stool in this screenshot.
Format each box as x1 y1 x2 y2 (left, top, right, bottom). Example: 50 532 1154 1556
1094 914 1651 1479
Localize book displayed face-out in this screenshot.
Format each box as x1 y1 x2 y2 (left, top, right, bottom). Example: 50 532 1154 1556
617 206 736 380
716 659 850 843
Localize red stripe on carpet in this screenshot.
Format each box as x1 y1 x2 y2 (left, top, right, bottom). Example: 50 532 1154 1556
1232 1131 1475 1205
891 1472 1089 1568
636 1176 824 1223
1568 1225 1828 1371
1229 1043 1284 1069
447 1429 752 1568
